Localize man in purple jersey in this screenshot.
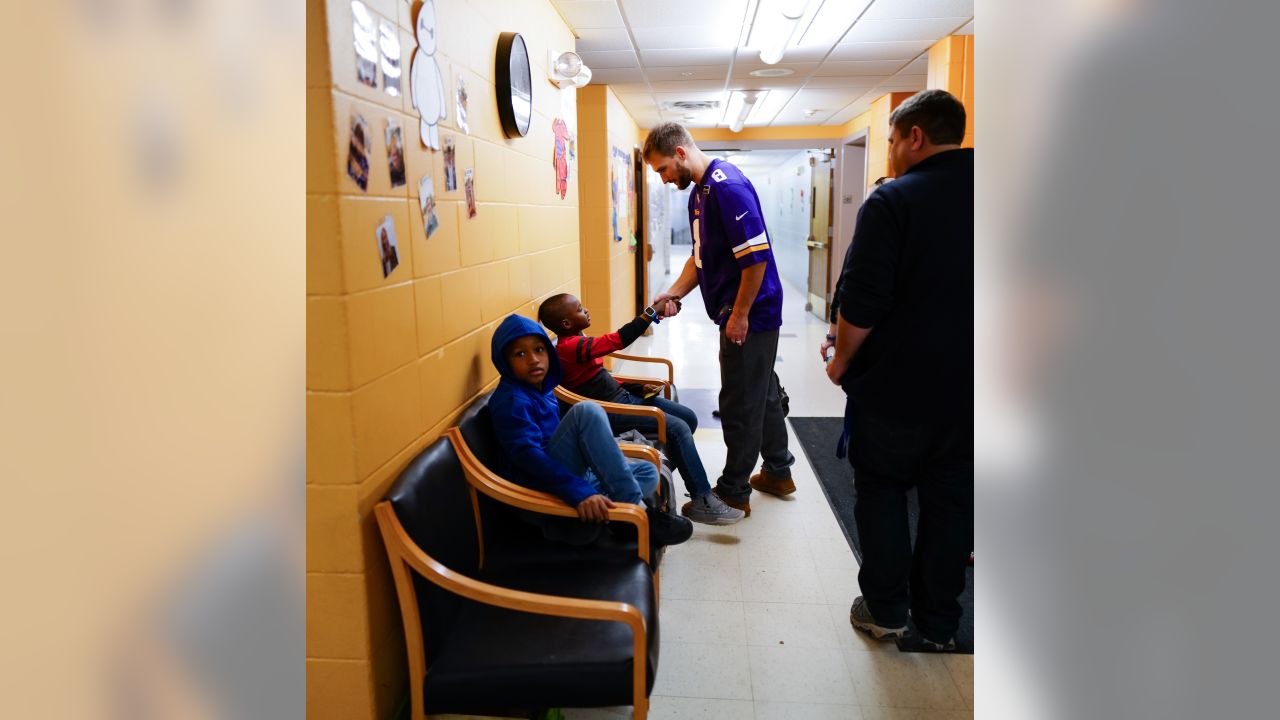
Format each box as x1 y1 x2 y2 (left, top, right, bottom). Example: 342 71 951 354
643 122 795 517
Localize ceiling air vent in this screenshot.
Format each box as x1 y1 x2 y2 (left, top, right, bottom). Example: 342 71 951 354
661 100 721 112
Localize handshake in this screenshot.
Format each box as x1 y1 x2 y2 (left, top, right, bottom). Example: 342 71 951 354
650 294 683 320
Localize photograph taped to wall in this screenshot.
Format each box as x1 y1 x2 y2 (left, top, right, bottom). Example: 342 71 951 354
352 0 378 88
464 168 476 218
376 215 400 278
455 75 469 135
379 18 401 97
443 138 457 191
346 112 370 191
419 174 439 239
385 118 406 188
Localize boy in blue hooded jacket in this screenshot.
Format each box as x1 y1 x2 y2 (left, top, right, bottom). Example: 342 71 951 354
489 314 693 546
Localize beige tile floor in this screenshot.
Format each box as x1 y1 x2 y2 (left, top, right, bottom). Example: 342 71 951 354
553 262 975 719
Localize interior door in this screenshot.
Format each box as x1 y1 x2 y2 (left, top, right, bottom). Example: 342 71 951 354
806 154 835 319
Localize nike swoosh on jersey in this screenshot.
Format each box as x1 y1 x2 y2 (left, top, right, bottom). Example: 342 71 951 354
735 212 748 221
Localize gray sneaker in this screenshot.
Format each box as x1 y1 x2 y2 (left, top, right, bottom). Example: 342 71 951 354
849 596 907 639
681 492 746 525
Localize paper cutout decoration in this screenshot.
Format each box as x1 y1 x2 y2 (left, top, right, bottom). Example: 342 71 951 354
410 0 447 149
352 1 378 88
385 118 406 188
552 118 571 199
346 112 370 191
464 168 477 218
456 75 470 135
443 138 457 191
376 215 400 277
379 19 401 97
419 175 439 239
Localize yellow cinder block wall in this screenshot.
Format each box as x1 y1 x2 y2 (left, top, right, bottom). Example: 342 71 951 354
576 85 641 333
306 0 581 718
927 35 975 149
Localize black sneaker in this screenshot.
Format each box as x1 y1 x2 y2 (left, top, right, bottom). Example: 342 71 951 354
646 508 693 546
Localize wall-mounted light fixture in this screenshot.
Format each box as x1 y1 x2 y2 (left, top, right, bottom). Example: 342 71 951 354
726 89 768 133
548 50 592 88
759 0 810 65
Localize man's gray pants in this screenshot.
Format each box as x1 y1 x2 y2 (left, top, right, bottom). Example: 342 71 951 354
715 327 795 503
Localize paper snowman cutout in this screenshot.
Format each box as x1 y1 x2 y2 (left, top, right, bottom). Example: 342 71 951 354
410 0 447 150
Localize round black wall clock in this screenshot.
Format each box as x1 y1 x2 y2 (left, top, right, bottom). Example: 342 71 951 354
495 32 533 138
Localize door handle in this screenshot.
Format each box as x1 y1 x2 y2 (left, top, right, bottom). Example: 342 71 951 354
806 241 827 250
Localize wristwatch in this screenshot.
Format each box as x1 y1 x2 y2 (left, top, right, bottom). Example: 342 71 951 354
643 305 661 323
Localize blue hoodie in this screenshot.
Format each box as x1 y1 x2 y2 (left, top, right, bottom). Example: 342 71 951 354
489 314 598 506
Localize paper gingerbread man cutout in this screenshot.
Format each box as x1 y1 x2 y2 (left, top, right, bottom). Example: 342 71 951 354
410 0 447 150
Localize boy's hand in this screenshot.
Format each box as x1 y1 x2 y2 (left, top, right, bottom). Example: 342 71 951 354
652 293 681 318
576 494 616 523
642 383 664 399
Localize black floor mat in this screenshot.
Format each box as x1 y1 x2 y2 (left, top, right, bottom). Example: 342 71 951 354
789 416 973 654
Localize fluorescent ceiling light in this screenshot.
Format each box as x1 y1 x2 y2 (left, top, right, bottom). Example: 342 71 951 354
758 0 811 65
727 89 768 133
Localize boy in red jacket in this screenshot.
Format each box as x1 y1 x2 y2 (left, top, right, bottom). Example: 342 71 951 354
538 294 744 525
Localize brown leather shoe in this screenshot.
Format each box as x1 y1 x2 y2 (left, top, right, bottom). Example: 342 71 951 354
749 470 796 497
709 487 750 517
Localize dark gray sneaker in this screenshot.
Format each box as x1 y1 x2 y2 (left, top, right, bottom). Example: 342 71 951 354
681 492 746 525
849 596 907 639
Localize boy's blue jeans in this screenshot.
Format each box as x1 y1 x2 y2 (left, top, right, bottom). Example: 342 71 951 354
607 393 712 498
547 401 658 504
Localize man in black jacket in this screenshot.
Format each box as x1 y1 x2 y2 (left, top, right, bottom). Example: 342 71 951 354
826 89 973 650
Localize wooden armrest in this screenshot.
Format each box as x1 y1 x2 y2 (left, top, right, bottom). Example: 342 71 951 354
447 428 650 562
554 386 667 444
377 501 646 634
611 375 673 400
619 443 662 471
608 353 674 385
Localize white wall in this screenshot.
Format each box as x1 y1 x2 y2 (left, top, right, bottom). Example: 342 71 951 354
757 150 813 293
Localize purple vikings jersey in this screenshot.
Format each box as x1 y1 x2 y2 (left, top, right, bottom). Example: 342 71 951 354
688 158 784 331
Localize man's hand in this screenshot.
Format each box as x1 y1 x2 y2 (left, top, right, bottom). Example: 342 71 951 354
819 335 836 362
826 356 848 385
576 493 616 523
726 310 749 345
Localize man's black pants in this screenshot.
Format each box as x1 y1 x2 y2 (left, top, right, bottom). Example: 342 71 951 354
715 328 795 502
848 403 973 642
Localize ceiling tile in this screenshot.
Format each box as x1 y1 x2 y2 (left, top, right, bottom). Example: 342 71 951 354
862 0 974 21
899 56 929 74
645 65 730 81
652 89 729 103
590 67 648 84
640 48 735 67
812 59 910 77
826 39 932 62
841 17 971 43
575 27 635 52
619 0 749 29
553 1 625 30
648 79 729 93
735 75 809 91
606 83 653 95
633 24 742 50
827 100 873 125
802 75 886 90
578 49 641 69
955 19 974 35
794 0 876 48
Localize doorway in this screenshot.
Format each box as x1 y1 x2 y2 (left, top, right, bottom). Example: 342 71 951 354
832 135 868 316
